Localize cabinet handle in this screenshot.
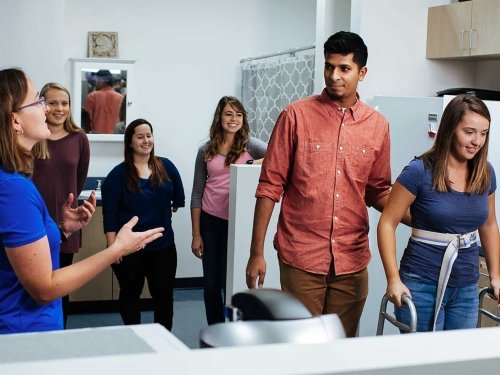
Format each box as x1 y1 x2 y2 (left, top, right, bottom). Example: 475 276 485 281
469 28 476 49
460 29 469 50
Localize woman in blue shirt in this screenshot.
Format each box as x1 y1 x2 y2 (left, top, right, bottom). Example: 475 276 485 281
378 94 500 332
0 68 164 334
102 118 185 331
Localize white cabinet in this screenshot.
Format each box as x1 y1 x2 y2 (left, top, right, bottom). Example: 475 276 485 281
70 58 136 141
427 0 500 59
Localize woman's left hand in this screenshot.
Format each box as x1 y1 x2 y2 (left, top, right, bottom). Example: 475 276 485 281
59 192 97 236
489 278 500 300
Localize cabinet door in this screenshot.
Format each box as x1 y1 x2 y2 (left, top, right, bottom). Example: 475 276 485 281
70 207 113 301
427 2 472 59
471 0 500 57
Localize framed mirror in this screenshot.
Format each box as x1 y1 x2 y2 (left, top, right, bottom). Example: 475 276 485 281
70 58 136 141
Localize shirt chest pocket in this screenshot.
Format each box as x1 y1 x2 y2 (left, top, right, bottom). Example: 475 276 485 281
345 144 375 180
303 141 333 176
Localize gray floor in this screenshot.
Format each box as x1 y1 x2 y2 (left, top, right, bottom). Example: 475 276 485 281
67 288 207 349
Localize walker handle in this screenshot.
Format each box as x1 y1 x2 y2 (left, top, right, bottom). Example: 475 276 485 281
376 293 417 335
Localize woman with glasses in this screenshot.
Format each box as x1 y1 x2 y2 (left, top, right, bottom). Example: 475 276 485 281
31 83 90 328
0 68 164 334
102 119 185 331
190 96 267 325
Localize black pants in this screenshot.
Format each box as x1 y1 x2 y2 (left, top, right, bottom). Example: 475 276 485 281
111 244 177 331
60 252 75 329
200 211 228 325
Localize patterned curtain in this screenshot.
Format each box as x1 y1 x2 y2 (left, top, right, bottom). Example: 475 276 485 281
241 53 315 142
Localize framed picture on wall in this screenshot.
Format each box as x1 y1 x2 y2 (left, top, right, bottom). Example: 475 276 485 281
88 32 118 58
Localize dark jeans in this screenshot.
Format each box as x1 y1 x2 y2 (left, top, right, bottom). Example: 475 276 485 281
60 252 75 329
111 244 177 331
200 211 228 325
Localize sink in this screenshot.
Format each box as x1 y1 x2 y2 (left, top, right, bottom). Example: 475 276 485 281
78 190 102 201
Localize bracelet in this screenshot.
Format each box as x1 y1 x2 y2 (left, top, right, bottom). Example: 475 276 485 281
59 227 69 243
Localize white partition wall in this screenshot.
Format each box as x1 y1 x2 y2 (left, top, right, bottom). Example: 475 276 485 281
226 165 281 300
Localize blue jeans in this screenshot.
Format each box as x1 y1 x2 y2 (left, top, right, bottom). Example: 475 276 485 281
395 271 478 332
200 211 228 325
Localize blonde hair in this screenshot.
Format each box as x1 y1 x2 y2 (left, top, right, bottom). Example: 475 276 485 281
32 82 81 160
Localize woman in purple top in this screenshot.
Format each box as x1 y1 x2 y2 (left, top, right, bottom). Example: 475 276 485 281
32 83 90 327
190 96 267 324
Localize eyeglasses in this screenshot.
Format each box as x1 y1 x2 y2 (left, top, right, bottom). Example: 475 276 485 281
15 97 47 112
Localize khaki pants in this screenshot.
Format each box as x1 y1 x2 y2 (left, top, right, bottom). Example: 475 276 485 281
279 258 368 337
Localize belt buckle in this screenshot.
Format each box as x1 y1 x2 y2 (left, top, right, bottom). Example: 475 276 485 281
460 231 476 248
470 231 477 243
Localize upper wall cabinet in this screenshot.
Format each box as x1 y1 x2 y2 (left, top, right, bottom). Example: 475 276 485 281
426 0 500 60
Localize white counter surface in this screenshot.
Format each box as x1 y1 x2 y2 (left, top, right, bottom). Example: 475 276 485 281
1 324 499 374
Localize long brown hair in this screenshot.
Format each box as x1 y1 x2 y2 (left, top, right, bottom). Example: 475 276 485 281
32 82 82 160
0 68 33 176
205 96 250 166
420 94 491 194
124 118 169 192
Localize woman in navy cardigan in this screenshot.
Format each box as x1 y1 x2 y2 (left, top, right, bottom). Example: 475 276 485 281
102 118 185 331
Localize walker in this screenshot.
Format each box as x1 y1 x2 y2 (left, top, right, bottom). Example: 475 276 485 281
477 287 500 327
376 293 417 335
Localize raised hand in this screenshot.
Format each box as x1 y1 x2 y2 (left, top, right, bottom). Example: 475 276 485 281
59 192 97 236
111 216 164 257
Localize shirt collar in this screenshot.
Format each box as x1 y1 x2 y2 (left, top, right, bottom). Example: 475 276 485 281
320 89 361 120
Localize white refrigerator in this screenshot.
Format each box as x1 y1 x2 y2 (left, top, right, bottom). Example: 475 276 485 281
361 95 500 336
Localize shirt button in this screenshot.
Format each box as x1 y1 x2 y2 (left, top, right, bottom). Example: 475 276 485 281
331 239 335 244
362 149 366 154
336 193 340 198
337 170 341 174
339 146 343 151
316 144 320 149
342 122 345 127
334 216 338 221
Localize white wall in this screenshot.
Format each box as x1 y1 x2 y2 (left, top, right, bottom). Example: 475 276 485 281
0 0 66 87
2 0 499 283
352 0 477 104
0 0 316 279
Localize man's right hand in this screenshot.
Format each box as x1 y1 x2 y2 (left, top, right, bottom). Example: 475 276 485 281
246 254 266 288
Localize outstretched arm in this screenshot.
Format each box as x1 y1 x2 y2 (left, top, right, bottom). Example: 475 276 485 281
6 216 163 304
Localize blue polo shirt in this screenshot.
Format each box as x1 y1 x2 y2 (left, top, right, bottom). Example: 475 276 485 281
0 168 62 333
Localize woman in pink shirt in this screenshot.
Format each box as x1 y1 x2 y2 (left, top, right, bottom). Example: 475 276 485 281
190 96 266 324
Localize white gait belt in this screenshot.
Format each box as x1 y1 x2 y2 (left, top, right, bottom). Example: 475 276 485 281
410 228 479 331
